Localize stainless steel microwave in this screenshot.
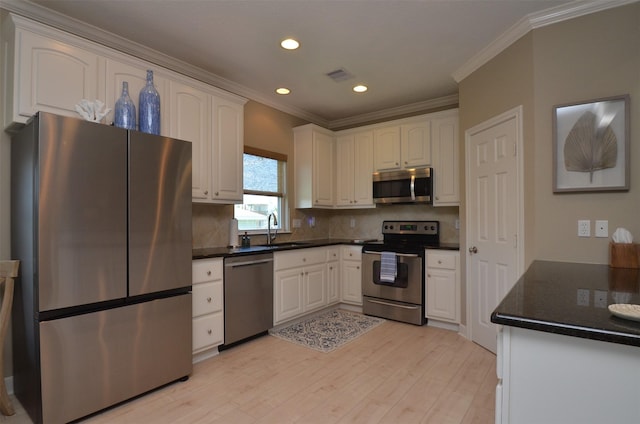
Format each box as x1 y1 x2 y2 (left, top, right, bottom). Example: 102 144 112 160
372 168 433 204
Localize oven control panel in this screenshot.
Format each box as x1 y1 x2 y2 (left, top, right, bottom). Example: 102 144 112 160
382 220 439 235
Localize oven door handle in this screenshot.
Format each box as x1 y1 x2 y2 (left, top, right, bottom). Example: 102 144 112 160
363 251 419 258
366 299 421 310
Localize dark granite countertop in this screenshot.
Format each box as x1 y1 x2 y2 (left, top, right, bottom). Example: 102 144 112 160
193 239 461 259
192 238 376 259
491 260 640 347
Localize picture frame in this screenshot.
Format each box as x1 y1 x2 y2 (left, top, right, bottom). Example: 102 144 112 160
553 94 629 193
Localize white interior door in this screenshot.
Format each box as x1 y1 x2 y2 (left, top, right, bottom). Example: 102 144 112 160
466 106 523 353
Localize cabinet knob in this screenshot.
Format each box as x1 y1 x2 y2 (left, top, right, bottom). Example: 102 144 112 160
354 200 357 203
356 266 360 270
438 260 442 264
395 162 399 166
207 297 212 303
215 191 219 196
404 161 408 165
207 329 212 335
428 274 431 278
207 270 212 276
204 190 209 195
303 258 306 262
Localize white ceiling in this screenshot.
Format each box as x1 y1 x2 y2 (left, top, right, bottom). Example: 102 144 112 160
10 0 599 126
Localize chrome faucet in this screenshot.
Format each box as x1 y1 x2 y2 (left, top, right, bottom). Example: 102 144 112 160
267 213 278 245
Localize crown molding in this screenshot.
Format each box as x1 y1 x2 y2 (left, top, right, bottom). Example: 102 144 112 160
452 0 638 83
327 94 459 130
0 0 329 127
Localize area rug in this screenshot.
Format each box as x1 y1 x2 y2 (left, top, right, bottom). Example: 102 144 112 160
269 309 385 353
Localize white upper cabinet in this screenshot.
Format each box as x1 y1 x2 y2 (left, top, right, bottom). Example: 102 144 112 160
401 120 432 168
432 111 460 206
210 96 244 204
335 130 374 208
2 14 247 204
373 126 401 171
3 15 100 127
294 124 335 208
167 79 211 200
373 120 432 171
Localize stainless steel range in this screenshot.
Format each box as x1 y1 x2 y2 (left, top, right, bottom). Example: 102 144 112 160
362 220 440 325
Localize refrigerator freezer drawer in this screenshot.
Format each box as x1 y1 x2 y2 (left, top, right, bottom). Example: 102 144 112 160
39 294 192 424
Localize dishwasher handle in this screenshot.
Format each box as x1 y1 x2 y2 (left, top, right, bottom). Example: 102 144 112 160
225 258 273 268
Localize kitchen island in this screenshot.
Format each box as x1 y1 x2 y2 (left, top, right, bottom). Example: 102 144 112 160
491 261 640 424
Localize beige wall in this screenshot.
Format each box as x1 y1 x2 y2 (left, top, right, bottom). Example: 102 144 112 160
531 4 640 264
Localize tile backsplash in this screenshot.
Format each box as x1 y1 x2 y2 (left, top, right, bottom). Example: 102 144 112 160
192 203 460 248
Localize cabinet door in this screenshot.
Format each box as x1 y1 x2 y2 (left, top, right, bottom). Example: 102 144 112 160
401 121 431 168
432 115 459 206
312 131 334 206
14 29 100 122
426 268 457 321
353 131 374 206
327 261 340 304
341 261 362 305
274 268 304 324
168 80 211 200
373 126 401 171
335 135 355 206
304 264 327 312
211 96 244 203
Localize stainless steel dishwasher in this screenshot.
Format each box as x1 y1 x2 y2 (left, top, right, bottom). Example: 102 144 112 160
223 252 274 346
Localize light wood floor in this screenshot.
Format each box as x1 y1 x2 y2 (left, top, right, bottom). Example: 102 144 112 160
4 318 497 424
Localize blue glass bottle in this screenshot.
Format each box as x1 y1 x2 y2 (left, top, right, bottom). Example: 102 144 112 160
114 81 136 130
138 70 160 135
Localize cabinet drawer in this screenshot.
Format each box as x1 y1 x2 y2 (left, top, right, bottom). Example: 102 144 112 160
274 248 326 270
342 245 362 261
193 312 223 352
192 258 223 283
192 280 223 317
326 247 340 262
427 252 457 269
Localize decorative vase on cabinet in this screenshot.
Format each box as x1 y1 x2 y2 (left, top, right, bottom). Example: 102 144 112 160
139 70 160 134
114 81 136 130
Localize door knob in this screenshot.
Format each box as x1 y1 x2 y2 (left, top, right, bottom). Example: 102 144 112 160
469 246 478 254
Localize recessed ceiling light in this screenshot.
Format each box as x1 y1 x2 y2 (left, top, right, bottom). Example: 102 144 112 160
353 85 368 93
276 87 291 95
280 38 299 50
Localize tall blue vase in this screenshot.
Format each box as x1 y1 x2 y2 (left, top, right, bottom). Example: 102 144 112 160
114 81 136 130
139 70 160 135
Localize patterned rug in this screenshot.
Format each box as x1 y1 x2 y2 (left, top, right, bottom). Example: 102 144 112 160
269 309 385 353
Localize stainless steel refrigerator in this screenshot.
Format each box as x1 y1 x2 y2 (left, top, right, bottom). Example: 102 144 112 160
11 112 193 424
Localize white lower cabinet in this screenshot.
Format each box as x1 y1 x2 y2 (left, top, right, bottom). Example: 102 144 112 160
274 248 327 325
326 247 340 305
425 250 460 323
497 326 640 424
192 258 224 355
340 246 362 305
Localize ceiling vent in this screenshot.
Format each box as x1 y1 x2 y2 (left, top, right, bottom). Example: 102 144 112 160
325 68 354 82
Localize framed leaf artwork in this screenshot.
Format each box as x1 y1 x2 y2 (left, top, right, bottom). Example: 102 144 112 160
553 95 629 192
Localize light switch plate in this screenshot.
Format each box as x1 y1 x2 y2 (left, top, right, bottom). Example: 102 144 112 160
595 220 608 238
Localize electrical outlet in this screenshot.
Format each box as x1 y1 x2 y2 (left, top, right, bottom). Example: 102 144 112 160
578 220 590 237
350 218 356 228
594 290 608 308
577 289 590 306
595 220 608 238
455 219 460 230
